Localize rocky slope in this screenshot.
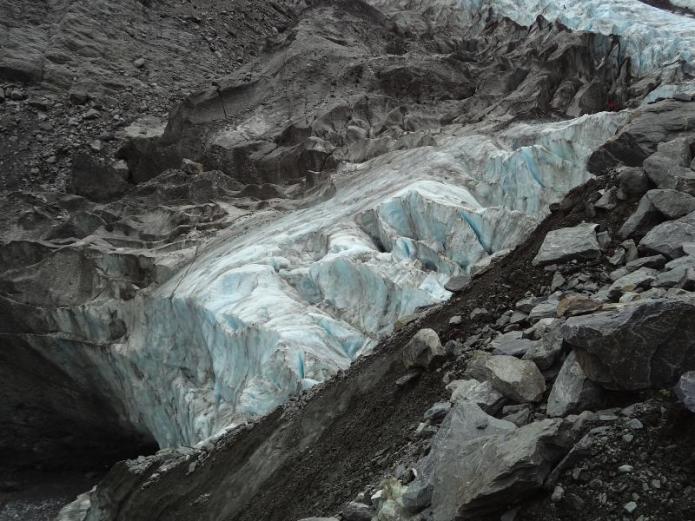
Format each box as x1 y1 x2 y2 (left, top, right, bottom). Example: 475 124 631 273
2 0 695 520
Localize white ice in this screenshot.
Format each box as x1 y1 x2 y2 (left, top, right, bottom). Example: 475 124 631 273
40 112 626 447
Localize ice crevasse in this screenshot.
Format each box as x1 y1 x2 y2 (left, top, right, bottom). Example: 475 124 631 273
369 0 695 76
42 112 628 448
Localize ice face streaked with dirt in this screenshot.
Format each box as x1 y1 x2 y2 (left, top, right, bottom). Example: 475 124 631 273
369 0 695 75
38 112 627 448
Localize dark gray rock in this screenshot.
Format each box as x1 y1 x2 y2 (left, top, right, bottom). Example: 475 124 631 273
402 480 434 514
490 332 538 357
523 321 564 370
674 371 695 413
619 196 663 239
607 267 657 300
562 299 695 390
466 352 546 403
643 138 695 195
639 211 695 258
424 402 451 423
625 254 667 272
430 411 576 520
547 352 603 417
69 154 131 203
617 167 651 198
341 502 374 521
533 223 600 266
647 189 695 219
448 378 505 414
403 329 444 369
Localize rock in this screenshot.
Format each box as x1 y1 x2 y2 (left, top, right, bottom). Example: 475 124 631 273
448 315 462 325
647 189 695 219
84 108 101 120
298 518 337 521
403 329 444 369
444 274 471 292
341 501 374 521
607 267 657 299
674 371 695 412
466 352 546 403
562 299 695 390
470 307 491 321
10 88 26 101
617 167 651 198
402 481 433 514
619 196 663 239
551 485 565 502
523 321 564 370
424 402 451 423
181 158 204 175
69 153 131 202
625 254 667 272
622 240 639 263
624 501 638 514
653 267 689 288
502 405 532 427
133 57 146 68
547 352 603 417
490 332 537 357
529 299 560 321
532 223 601 266
639 211 695 258
594 187 618 211
430 411 575 520
556 295 602 318
643 139 695 195
551 271 566 291
516 296 544 313
448 378 505 414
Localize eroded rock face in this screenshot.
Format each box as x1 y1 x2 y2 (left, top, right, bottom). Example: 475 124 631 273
562 299 695 390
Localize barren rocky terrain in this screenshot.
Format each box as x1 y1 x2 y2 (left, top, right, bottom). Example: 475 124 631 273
2 1 695 521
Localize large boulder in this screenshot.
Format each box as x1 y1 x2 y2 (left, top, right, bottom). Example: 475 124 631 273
402 328 444 369
561 299 695 390
533 223 601 266
466 352 546 403
643 138 695 195
621 189 695 239
429 403 576 520
547 351 603 417
639 211 695 259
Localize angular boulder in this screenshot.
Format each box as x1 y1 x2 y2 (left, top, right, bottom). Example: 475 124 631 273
448 378 505 414
466 352 546 403
430 409 575 520
547 351 603 417
640 210 695 259
533 223 601 266
403 328 444 369
561 299 695 390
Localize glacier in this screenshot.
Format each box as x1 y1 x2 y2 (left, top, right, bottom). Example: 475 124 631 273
369 0 695 75
35 112 627 447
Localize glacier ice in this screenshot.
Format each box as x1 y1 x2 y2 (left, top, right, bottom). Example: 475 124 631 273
33 112 628 447
368 0 695 75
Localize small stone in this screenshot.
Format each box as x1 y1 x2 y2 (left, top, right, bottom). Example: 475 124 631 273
181 158 204 175
134 57 146 68
550 271 566 291
89 139 102 152
626 418 644 429
341 501 374 521
622 433 634 443
449 315 462 325
470 307 490 321
402 329 444 369
551 485 565 503
84 108 101 120
424 402 451 423
618 464 634 473
624 501 638 514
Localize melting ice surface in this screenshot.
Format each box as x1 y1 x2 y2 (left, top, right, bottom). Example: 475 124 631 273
77 112 627 447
